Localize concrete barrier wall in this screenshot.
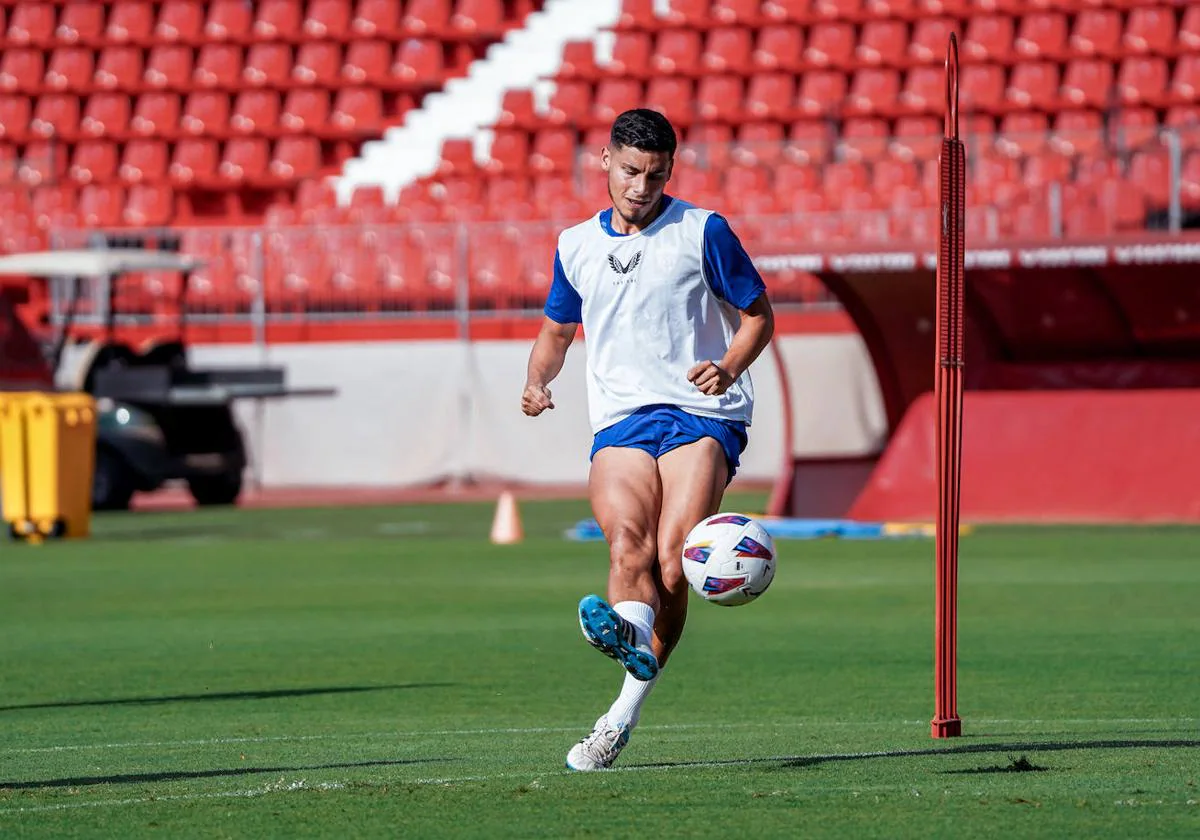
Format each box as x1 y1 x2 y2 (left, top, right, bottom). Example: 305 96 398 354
190 333 886 487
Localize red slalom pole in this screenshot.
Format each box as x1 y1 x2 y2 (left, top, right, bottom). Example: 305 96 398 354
932 32 966 740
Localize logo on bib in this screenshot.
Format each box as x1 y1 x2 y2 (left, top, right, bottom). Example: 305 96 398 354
607 252 642 275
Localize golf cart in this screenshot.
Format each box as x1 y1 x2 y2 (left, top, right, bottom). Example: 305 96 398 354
0 248 333 510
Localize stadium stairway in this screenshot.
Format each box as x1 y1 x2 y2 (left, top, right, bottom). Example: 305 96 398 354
335 0 623 201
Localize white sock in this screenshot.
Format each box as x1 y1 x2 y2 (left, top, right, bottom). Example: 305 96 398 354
607 601 659 729
607 671 660 730
612 600 654 648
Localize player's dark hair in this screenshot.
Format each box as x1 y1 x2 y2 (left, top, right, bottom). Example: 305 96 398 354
610 109 677 156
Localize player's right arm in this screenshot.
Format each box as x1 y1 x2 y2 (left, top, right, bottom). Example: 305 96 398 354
522 249 582 417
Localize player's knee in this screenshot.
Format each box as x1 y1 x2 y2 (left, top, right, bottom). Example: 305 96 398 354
608 525 656 574
657 545 688 596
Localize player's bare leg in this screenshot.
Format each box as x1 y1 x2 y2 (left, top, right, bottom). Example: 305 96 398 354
567 446 662 771
653 438 729 667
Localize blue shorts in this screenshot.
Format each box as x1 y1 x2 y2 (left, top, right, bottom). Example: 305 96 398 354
590 405 749 482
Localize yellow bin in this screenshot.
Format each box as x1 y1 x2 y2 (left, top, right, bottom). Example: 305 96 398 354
0 392 33 535
0 392 97 540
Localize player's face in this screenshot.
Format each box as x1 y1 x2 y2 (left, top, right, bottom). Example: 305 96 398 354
602 145 673 229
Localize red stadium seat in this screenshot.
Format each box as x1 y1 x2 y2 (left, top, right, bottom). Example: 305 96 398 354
653 29 702 75
205 0 253 38
497 90 538 130
616 0 659 31
1108 108 1158 153
7 2 54 44
0 95 30 142
437 138 476 176
1006 61 1059 110
796 71 847 117
663 0 712 28
156 0 204 41
559 41 600 79
393 39 445 84
963 15 1013 62
131 93 180 136
18 142 68 187
804 23 855 68
119 140 170 184
1128 150 1171 207
889 116 941 163
181 92 230 135
1122 6 1174 55
1015 12 1067 59
451 0 506 37
1069 9 1121 58
960 63 1005 113
353 0 399 37
846 68 900 115
1166 106 1200 149
81 94 131 138
331 87 381 130
839 117 890 162
681 123 734 168
761 0 810 24
45 48 94 92
1116 57 1168 107
279 89 328 134
712 0 762 26
753 25 802 72
608 32 652 77
996 112 1049 157
244 44 292 87
644 76 695 125
142 45 189 89
733 122 785 166
195 44 243 89
702 27 752 74
899 67 944 114
814 0 861 21
232 91 281 134
1170 56 1200 105
69 142 118 185
485 129 530 173
1060 59 1114 109
255 0 302 38
696 75 745 122
856 20 907 66
909 18 959 63
270 137 321 179
0 49 43 93
1049 110 1104 157
1182 6 1200 52
169 139 220 184
530 128 576 173
79 185 125 228
745 72 795 121
306 0 352 37
57 4 105 43
31 94 79 139
293 43 342 86
864 0 913 17
124 184 173 226
219 138 270 183
107 1 154 42
592 79 642 124
547 80 592 124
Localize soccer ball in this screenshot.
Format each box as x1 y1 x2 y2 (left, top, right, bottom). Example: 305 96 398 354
681 513 776 607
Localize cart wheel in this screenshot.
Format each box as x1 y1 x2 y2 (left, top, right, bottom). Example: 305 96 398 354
187 470 243 506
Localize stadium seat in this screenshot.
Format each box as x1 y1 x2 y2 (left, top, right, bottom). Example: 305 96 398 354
889 116 941 162
131 93 181 136
608 32 652 77
156 0 205 41
681 123 734 168
712 0 762 26
79 185 125 228
753 25 802 72
393 39 445 84
244 44 292 87
0 95 30 142
1049 110 1104 157
1122 6 1174 55
344 40 393 84
107 1 155 42
653 29 702 75
796 70 847 117
785 120 832 165
403 0 452 37
899 67 944 115
57 3 105 43
662 0 713 29
839 118 890 162
45 48 94 92
306 0 353 37
804 22 855 68
124 184 174 227
1166 106 1200 150
205 0 253 38
546 79 592 124
294 43 343 86
697 75 745 122
31 94 80 139
1170 56 1200 106
1014 12 1067 59
352 0 399 36
485 129 530 173
0 49 43 93
645 76 695 125
530 128 576 173
997 112 1049 157
592 79 642 124
856 20 908 66
119 140 170 184
745 72 795 121
1069 9 1121 58
255 0 302 38
1116 57 1168 107
7 2 54 44
181 92 231 135
909 18 960 63
733 122 785 166
1006 61 1059 110
1128 150 1171 207
195 44 243 89
960 63 1005 113
169 139 220 184
559 41 601 79
1061 59 1114 109
1182 6 1200 52
270 137 321 179
143 45 189 88
280 89 329 133
232 91 281 134
1108 108 1158 153
846 68 900 116
69 142 118 186
963 15 1013 62
761 0 809 24
219 138 270 183
451 0 506 37
81 94 131 138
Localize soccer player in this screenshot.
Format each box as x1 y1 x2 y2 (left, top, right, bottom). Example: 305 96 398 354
521 109 775 771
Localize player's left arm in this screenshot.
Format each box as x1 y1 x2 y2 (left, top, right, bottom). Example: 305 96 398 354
688 214 775 397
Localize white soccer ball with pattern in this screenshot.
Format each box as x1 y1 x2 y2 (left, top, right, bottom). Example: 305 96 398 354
681 513 777 607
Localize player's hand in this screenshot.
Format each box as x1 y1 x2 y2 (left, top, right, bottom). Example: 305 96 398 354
522 383 555 416
687 361 734 396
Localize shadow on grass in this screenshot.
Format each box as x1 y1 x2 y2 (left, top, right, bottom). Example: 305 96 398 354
1 757 454 790
0 684 454 713
628 739 1200 771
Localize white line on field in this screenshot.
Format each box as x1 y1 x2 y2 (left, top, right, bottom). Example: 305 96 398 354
4 718 1193 755
0 779 347 815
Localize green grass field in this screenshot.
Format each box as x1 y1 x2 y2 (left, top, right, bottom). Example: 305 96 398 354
1 493 1198 838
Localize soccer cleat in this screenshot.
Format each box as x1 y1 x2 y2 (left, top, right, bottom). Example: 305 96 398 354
565 715 630 771
577 594 659 681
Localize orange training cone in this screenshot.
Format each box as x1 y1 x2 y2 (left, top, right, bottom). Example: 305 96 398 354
489 491 523 544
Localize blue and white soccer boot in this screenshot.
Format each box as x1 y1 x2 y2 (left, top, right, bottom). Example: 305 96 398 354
566 715 631 771
577 594 659 681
